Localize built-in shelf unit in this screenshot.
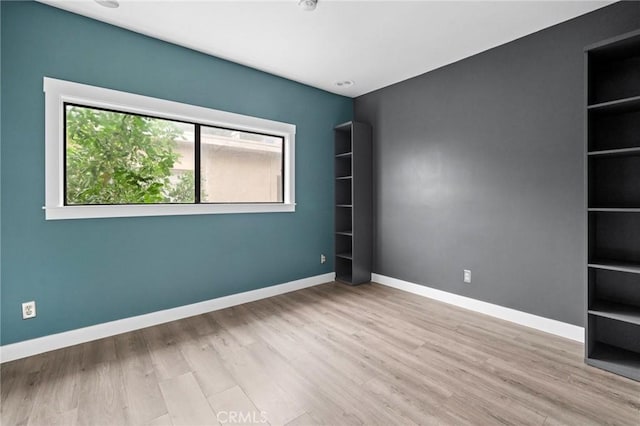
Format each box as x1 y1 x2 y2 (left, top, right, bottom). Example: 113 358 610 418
334 121 372 285
585 29 640 381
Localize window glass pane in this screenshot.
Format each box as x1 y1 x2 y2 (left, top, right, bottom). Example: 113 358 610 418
200 126 284 203
65 105 195 205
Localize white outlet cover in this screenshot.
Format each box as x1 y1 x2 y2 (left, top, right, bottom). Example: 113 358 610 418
22 301 36 319
463 270 472 284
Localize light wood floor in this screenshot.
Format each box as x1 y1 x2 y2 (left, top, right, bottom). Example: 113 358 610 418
1 282 639 426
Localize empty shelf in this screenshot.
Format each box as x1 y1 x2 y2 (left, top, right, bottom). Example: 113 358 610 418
335 274 353 284
587 343 640 381
588 260 640 274
336 252 353 260
588 95 640 114
588 147 640 158
589 301 640 326
335 231 353 236
588 208 640 212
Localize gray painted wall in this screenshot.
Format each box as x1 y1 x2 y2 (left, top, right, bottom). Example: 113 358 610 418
355 2 640 326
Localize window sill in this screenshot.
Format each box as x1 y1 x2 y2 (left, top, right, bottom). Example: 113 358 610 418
44 203 296 220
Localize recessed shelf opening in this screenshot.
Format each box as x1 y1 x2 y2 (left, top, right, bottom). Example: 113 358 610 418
588 48 640 104
335 179 352 206
589 212 640 264
588 107 640 152
588 268 640 326
589 156 640 208
335 128 351 156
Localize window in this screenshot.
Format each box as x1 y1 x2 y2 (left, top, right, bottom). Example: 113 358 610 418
64 104 197 205
44 78 295 219
199 126 284 203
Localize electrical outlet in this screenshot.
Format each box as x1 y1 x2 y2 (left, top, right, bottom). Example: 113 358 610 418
463 270 471 284
22 301 36 319
320 254 327 264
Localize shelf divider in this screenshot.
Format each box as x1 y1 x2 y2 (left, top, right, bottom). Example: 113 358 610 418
589 301 640 326
588 147 640 158
336 152 352 158
588 95 640 113
588 208 640 213
588 260 640 275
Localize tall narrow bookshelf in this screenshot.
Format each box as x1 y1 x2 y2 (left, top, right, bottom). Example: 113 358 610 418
585 29 640 381
334 121 372 285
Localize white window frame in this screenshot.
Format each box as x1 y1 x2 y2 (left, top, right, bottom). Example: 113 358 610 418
43 77 296 220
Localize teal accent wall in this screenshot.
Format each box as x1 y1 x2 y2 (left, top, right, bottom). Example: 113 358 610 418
0 1 352 345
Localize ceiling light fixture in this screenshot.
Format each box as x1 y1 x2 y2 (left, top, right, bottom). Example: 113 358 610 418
335 80 354 87
298 0 317 12
95 0 119 8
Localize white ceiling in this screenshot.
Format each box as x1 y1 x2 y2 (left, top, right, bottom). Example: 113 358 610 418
40 1 612 97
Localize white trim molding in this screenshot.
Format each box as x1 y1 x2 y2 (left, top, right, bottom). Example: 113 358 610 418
43 77 296 220
372 273 584 343
0 273 334 363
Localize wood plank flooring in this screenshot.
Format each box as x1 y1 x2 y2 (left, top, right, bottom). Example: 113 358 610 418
1 282 639 425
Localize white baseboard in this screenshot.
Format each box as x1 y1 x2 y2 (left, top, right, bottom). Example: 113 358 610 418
0 272 335 363
1 272 583 363
372 273 584 343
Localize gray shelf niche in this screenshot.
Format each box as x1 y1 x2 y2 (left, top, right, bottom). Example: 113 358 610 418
585 28 640 382
334 121 372 285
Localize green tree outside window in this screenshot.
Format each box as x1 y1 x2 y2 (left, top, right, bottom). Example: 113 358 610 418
65 105 195 205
